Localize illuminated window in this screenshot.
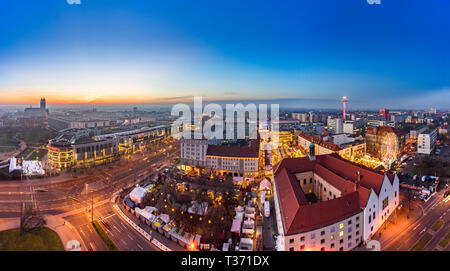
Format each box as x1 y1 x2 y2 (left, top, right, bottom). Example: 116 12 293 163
339 231 344 237
330 235 335 240
339 223 344 229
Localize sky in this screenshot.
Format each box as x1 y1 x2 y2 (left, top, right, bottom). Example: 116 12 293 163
0 0 448 109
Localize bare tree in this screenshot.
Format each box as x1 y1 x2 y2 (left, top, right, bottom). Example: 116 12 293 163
20 204 46 235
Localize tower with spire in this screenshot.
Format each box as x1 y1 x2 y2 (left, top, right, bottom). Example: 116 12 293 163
40 97 46 109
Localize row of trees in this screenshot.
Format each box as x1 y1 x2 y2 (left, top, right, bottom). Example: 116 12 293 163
139 175 239 243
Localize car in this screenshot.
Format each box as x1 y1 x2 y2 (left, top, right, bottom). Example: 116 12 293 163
35 187 48 192
444 191 450 198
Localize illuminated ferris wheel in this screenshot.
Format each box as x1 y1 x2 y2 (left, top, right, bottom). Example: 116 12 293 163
380 132 399 167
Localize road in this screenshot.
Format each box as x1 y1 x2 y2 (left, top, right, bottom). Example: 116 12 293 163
0 142 180 251
379 188 449 251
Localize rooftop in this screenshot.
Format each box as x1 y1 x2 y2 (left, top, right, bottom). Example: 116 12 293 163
206 139 259 158
298 132 342 151
274 154 390 235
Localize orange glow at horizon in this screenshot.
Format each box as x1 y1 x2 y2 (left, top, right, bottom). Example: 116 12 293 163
0 90 242 105
0 90 190 105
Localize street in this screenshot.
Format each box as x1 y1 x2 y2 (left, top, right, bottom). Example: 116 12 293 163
376 188 449 251
0 143 180 251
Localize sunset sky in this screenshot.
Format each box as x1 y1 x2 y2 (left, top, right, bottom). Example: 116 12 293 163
0 0 448 109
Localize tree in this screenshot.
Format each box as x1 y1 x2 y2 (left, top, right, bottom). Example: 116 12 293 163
20 204 46 235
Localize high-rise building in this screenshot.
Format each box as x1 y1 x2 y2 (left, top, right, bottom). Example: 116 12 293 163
417 129 437 155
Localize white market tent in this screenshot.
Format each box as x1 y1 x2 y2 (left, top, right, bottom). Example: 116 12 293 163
230 218 242 234
233 177 243 184
129 187 148 204
136 206 157 222
259 179 272 191
239 238 253 251
158 213 171 224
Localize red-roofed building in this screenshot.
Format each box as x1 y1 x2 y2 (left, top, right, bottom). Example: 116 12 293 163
297 132 366 161
180 138 261 177
273 153 399 251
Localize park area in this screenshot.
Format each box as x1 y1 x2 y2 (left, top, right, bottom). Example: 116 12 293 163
0 131 18 153
0 227 64 251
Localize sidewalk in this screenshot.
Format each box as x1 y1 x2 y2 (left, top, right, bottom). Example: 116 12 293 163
373 201 423 248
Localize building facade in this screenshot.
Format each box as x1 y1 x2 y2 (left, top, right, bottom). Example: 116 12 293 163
180 138 261 177
417 129 437 155
298 133 366 161
48 125 170 171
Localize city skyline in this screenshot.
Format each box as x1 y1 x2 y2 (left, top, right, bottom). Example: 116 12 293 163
1 1 449 109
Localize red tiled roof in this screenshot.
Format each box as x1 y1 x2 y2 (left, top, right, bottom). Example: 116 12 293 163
316 154 385 194
274 154 387 235
287 191 361 234
298 132 342 151
206 140 259 158
313 163 358 195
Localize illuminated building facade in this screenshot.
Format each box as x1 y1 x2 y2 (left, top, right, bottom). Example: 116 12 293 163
48 137 118 171
180 138 261 177
278 130 295 146
273 153 399 251
297 132 366 161
48 125 170 171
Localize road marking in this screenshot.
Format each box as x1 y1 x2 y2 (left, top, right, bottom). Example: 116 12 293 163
102 213 116 220
121 239 127 246
90 242 96 251
419 228 427 234
137 243 144 250
128 234 135 241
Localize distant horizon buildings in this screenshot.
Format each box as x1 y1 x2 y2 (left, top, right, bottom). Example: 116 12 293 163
21 97 49 128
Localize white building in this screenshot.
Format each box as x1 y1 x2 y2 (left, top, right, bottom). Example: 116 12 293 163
409 125 428 140
327 117 343 135
180 138 209 168
417 129 437 155
180 138 260 177
273 153 399 251
343 121 355 134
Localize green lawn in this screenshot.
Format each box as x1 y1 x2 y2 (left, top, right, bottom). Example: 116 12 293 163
27 148 48 160
0 227 64 251
410 232 433 251
431 220 444 232
91 220 119 251
16 147 34 159
0 133 16 146
439 232 450 248
16 127 56 146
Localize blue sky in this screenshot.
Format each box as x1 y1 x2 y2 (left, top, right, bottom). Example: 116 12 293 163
0 0 448 109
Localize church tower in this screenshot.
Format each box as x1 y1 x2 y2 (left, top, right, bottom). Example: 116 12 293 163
40 97 46 109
